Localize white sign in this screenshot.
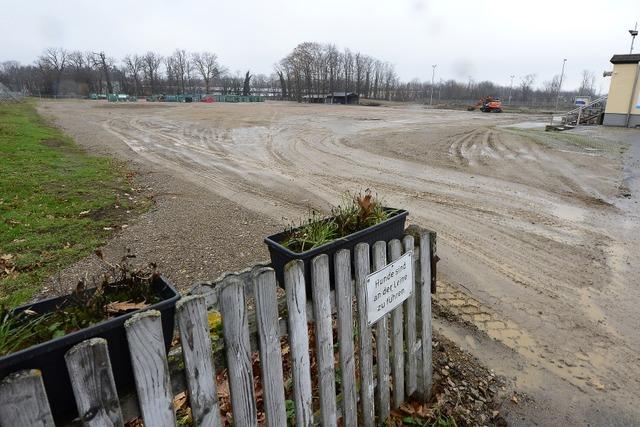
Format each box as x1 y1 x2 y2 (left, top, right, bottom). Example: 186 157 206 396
575 96 590 106
366 250 413 326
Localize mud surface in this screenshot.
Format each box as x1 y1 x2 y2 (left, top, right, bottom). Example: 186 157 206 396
40 100 640 425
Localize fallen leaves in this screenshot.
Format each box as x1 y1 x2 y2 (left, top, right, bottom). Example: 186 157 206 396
0 254 16 278
105 301 148 314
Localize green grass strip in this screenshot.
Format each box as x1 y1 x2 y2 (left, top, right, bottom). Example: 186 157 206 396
0 100 149 306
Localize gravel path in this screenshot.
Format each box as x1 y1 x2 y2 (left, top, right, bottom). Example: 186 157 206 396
37 101 280 297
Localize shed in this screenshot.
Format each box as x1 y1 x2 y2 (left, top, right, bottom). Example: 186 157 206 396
326 92 359 105
302 94 326 103
603 54 640 127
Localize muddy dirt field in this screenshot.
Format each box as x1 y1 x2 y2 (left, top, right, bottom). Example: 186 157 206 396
40 100 640 426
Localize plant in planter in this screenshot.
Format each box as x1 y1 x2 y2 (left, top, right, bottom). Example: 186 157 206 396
0 251 180 422
265 190 408 294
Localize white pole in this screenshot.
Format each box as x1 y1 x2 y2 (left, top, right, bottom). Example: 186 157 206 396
551 59 567 125
508 75 514 105
430 64 437 106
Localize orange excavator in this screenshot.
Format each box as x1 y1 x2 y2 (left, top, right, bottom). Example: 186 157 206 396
467 96 503 113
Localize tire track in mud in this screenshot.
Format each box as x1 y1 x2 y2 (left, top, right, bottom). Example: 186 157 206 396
106 113 611 300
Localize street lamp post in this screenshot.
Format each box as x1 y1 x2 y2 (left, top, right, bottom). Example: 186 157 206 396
508 75 515 105
430 64 437 106
630 22 638 54
552 58 567 125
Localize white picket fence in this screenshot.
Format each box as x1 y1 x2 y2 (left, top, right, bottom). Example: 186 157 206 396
0 232 434 426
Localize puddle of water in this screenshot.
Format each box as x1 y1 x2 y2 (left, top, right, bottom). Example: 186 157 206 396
502 122 547 130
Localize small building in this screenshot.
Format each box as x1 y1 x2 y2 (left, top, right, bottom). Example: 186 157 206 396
302 94 326 104
603 54 640 127
326 92 359 105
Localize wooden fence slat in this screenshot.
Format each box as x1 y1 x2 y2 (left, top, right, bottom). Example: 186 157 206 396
419 232 433 399
402 235 418 397
372 241 390 422
124 310 176 427
253 268 287 427
284 260 313 427
0 369 55 427
176 295 222 427
64 338 124 427
354 243 375 427
219 276 258 427
334 249 357 427
311 254 337 426
387 239 405 409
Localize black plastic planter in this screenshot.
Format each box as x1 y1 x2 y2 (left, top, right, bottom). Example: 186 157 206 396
0 276 180 423
265 208 408 296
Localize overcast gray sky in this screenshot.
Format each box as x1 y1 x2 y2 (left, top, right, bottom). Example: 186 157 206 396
1 0 638 91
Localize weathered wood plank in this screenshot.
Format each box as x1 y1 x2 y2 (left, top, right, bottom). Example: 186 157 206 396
0 369 55 427
311 254 337 426
387 239 405 409
402 235 418 397
372 241 390 422
176 295 222 427
334 249 357 427
354 243 375 427
219 276 257 427
124 310 176 427
284 260 313 427
64 338 124 427
419 232 433 400
253 268 287 427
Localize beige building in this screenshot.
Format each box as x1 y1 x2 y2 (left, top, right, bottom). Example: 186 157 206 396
603 54 640 127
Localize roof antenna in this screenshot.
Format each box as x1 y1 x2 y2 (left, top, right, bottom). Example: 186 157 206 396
630 22 638 54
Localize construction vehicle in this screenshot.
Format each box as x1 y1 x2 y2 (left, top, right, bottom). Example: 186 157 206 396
467 96 503 113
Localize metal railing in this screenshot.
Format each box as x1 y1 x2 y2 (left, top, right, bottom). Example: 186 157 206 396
562 95 608 125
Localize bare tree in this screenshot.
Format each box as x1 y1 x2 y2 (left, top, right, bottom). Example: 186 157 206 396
168 49 190 94
519 74 536 104
192 52 220 94
124 55 143 95
274 63 288 99
141 52 163 95
578 70 596 97
36 47 68 95
92 52 113 94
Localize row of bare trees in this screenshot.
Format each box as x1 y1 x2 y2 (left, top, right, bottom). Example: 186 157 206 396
273 42 600 106
1 45 600 106
0 48 277 97
275 42 398 101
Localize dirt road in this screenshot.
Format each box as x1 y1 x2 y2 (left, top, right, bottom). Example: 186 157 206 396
41 100 640 425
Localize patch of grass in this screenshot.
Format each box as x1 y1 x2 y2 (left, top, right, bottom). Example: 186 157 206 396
504 127 625 155
0 100 150 306
281 190 395 253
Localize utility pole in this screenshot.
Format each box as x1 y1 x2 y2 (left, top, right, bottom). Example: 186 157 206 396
552 58 567 125
430 64 437 106
508 75 515 105
630 22 638 54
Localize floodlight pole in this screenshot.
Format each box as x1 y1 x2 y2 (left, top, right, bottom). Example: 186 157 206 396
430 64 437 106
630 22 638 54
551 58 567 125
